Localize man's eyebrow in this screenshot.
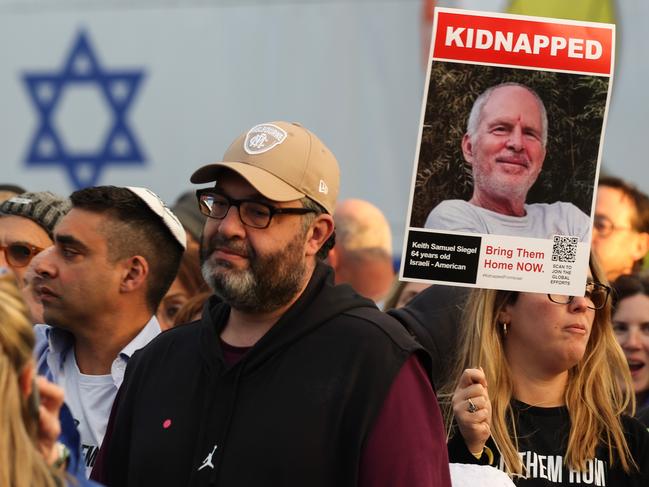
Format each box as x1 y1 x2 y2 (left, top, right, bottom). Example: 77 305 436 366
54 234 89 252
6 239 42 247
488 118 541 129
487 118 513 127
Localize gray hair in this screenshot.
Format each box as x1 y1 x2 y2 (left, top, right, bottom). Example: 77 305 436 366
466 82 548 147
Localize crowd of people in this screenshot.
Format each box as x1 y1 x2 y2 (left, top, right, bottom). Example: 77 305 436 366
1 117 649 486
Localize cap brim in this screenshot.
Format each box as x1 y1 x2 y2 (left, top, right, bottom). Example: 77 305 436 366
191 162 305 203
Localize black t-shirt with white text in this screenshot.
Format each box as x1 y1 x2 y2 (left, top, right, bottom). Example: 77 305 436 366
448 400 649 486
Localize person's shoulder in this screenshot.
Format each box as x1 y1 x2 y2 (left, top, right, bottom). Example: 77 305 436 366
320 305 433 381
388 284 467 355
120 320 211 391
302 280 424 361
425 200 483 231
337 304 402 332
151 319 205 345
332 305 422 353
130 319 206 364
619 414 649 478
428 200 474 217
620 414 649 453
527 201 590 239
637 405 649 428
622 414 649 436
528 201 588 218
433 199 472 210
388 284 467 380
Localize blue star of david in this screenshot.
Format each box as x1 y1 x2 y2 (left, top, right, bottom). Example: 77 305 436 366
22 31 146 189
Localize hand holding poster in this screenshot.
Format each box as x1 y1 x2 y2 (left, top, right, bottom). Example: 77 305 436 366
401 8 614 295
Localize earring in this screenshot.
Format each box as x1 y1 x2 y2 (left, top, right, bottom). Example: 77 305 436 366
502 322 508 336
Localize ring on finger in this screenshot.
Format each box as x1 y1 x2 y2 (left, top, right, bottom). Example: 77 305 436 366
467 398 478 413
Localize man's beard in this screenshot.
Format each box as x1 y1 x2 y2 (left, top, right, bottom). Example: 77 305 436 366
200 231 308 313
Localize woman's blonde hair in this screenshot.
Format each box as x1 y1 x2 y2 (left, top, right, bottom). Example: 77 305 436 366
440 258 636 475
0 272 62 487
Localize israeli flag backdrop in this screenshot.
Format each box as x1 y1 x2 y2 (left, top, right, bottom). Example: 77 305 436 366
1 0 648 255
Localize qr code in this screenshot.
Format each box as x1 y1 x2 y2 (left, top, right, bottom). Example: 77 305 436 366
552 235 578 263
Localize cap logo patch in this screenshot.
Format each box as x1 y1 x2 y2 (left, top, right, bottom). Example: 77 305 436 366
319 179 328 195
244 123 287 155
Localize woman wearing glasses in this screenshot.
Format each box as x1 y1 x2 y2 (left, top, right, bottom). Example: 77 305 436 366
0 191 70 323
442 260 649 485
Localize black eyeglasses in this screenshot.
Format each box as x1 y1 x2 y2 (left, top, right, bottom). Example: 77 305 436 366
1 243 44 268
547 282 611 310
593 214 635 238
196 189 316 229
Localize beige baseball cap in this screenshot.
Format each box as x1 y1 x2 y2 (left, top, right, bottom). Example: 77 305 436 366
190 121 340 214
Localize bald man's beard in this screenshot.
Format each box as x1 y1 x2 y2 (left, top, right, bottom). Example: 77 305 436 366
200 231 308 314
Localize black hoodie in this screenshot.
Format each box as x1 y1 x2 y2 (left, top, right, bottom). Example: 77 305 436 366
104 262 428 487
388 284 469 390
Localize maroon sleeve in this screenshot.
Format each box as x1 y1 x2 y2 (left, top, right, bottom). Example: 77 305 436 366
359 354 452 487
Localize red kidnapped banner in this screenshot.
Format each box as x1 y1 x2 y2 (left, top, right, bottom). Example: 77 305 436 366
433 10 613 75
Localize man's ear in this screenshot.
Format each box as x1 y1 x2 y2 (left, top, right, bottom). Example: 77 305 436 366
461 133 475 164
305 214 335 258
120 255 149 293
632 232 649 262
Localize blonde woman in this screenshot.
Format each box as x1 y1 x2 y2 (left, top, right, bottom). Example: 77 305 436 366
443 260 649 485
0 270 91 486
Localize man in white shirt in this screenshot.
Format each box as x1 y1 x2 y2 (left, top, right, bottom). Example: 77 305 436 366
425 82 590 241
32 185 186 476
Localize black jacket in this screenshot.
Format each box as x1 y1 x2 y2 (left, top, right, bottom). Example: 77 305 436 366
105 263 428 487
637 404 649 428
389 284 469 389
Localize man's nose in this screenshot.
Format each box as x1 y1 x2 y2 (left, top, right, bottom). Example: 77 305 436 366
506 126 524 151
33 246 56 278
216 205 247 239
